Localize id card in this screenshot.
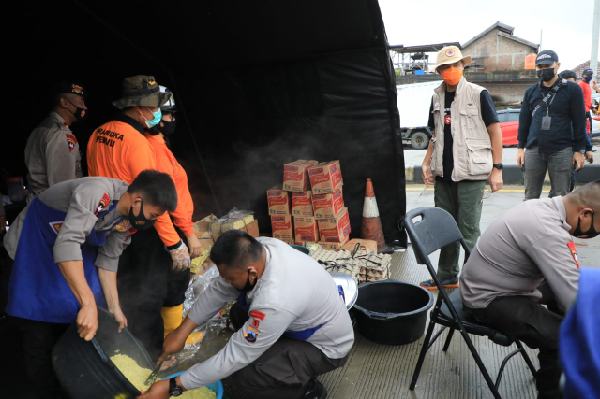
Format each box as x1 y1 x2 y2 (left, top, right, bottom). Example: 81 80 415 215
541 116 551 130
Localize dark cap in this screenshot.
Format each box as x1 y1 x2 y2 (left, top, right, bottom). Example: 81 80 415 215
57 81 85 96
535 50 559 66
582 68 594 77
112 75 172 110
559 70 577 80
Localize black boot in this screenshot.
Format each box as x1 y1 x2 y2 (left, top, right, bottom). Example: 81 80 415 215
304 379 327 399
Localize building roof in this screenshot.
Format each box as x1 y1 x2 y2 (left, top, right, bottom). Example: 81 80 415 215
389 42 461 53
462 21 538 51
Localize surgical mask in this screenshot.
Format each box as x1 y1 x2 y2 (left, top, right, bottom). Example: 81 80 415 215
67 99 86 121
573 211 599 238
161 120 176 136
536 67 556 82
127 199 155 231
239 270 256 293
144 108 162 128
440 66 463 86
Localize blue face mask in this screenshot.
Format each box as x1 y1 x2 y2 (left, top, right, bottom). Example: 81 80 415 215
145 108 162 128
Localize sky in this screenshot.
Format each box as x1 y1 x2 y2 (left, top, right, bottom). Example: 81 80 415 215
379 0 600 71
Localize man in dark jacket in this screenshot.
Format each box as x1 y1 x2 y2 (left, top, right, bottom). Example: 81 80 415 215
517 50 587 199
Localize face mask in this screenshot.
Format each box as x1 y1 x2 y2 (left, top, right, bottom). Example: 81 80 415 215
66 99 86 121
161 120 176 136
583 76 592 83
573 212 599 238
143 108 162 128
440 66 463 86
536 67 556 82
127 199 155 231
239 270 256 293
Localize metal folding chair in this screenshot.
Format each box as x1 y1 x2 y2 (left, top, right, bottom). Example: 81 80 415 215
404 207 536 399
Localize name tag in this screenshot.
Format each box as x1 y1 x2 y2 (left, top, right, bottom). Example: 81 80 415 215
541 116 551 130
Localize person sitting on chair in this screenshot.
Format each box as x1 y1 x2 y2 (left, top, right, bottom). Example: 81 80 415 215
460 180 600 399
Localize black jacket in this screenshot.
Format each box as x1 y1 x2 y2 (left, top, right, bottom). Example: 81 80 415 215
518 79 587 154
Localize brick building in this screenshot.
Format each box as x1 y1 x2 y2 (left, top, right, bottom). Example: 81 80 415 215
462 21 539 72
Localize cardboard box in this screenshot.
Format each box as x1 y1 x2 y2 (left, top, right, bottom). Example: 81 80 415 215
343 238 378 254
318 238 350 250
307 161 343 194
193 214 218 239
312 191 344 220
283 160 318 192
210 213 259 241
266 186 290 215
293 216 320 243
317 207 351 243
291 191 313 217
271 215 293 243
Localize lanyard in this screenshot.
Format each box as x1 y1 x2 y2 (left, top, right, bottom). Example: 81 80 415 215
532 81 562 117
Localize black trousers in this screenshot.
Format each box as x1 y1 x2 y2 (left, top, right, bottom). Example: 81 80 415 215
117 228 190 360
223 302 347 399
470 293 563 399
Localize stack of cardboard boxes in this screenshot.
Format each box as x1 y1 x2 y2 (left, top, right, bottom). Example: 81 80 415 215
267 160 351 249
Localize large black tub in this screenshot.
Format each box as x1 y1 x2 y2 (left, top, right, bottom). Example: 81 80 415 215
53 308 153 399
353 279 433 345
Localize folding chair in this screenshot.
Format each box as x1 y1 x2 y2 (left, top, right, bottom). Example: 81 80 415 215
404 207 536 399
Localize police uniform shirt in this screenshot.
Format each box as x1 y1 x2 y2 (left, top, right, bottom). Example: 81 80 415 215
4 177 130 272
24 112 83 195
180 237 354 390
459 196 579 312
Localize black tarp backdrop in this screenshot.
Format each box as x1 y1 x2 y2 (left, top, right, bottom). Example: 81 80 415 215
5 0 407 246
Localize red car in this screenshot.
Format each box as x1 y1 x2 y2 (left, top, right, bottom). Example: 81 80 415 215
497 108 519 147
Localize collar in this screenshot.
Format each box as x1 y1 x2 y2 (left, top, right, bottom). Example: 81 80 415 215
551 196 572 232
115 113 147 135
49 111 68 127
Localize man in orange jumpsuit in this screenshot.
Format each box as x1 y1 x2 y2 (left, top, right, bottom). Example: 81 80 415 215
87 75 195 358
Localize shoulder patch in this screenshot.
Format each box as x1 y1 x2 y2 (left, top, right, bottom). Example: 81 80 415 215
66 134 78 152
249 310 265 321
96 193 111 215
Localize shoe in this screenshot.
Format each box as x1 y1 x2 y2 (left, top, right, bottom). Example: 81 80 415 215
304 379 327 399
419 277 459 292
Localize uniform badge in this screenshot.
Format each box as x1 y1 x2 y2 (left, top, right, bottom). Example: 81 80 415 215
66 134 78 152
244 310 265 343
49 221 64 234
445 48 456 57
243 325 260 343
96 193 111 215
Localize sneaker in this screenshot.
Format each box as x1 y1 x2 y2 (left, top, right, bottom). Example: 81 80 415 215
419 277 459 291
304 379 327 399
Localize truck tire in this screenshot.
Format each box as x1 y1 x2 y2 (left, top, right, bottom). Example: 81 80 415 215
411 131 429 150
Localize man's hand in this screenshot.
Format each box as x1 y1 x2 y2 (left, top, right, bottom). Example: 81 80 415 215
585 151 594 164
158 328 188 363
422 161 434 185
137 379 170 399
516 148 525 168
187 234 202 259
109 305 128 333
488 168 503 192
573 152 585 171
169 241 191 271
77 303 98 341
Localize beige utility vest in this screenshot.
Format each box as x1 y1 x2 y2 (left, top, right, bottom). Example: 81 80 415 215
430 78 492 181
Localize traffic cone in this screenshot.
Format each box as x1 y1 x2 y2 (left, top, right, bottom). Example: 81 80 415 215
360 178 385 252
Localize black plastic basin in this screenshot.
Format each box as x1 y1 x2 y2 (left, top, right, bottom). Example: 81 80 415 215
53 308 153 399
353 279 433 345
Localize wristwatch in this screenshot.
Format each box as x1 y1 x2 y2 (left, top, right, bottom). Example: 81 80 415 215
169 377 184 397
492 163 503 170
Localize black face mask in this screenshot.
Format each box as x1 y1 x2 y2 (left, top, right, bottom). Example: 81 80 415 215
239 270 256 293
583 76 592 83
161 120 177 136
537 67 556 82
127 199 155 231
573 212 599 238
66 99 86 121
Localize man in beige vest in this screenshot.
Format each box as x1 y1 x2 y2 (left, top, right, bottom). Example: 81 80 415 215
420 46 503 291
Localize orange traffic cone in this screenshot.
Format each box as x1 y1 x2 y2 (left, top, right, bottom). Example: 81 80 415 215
360 178 385 252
